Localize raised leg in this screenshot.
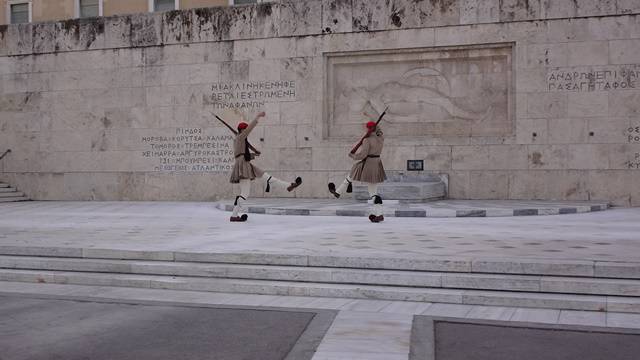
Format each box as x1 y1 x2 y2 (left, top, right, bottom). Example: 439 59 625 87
263 172 302 193
329 176 353 198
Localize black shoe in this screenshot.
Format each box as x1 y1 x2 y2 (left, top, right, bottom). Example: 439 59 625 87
376 215 384 222
287 177 303 192
369 214 379 223
230 214 249 222
328 183 340 198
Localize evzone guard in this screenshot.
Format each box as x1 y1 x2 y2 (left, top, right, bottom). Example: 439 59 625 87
221 111 302 222
328 109 388 223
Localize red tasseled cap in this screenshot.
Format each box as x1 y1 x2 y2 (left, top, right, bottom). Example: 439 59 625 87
366 121 377 130
237 122 249 130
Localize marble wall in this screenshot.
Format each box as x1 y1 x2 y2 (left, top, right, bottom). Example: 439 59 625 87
1 0 640 205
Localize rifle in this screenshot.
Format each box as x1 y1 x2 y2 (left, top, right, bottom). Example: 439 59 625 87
350 107 388 154
213 114 261 156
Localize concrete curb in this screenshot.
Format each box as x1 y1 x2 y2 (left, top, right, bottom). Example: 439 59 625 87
215 201 610 218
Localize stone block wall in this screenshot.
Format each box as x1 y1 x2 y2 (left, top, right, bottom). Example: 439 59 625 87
0 0 639 205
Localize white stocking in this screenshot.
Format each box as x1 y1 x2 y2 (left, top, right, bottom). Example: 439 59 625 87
368 183 383 216
335 176 353 195
232 179 251 217
263 172 291 191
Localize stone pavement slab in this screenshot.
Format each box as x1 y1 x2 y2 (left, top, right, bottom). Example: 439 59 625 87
0 201 638 263
0 294 329 360
412 317 640 360
3 282 640 360
215 199 609 218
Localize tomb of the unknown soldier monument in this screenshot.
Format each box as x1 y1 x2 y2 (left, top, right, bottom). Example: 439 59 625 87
0 0 639 207
1 1 640 359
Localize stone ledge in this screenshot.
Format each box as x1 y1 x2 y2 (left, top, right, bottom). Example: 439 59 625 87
353 182 446 202
1 0 639 57
3 255 640 296
2 246 640 280
0 269 622 312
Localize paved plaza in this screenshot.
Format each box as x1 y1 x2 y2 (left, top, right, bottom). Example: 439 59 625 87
0 201 640 359
0 201 638 261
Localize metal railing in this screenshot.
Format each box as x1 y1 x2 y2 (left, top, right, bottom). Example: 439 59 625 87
0 149 11 161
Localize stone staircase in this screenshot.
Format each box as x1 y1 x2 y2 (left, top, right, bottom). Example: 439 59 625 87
0 182 28 203
354 173 446 202
0 248 638 313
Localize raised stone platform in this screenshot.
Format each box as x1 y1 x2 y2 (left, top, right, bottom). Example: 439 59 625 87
216 199 609 218
353 174 447 202
0 202 637 314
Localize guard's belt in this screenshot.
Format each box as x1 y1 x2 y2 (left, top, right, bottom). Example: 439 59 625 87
367 155 381 158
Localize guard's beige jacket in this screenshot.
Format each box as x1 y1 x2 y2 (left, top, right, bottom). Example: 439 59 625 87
229 119 264 183
349 130 386 184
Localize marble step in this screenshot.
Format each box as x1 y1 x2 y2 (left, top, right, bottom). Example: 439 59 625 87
0 191 24 198
0 196 29 203
1 255 640 297
0 183 8 188
1 246 639 280
2 268 635 313
0 187 16 193
353 182 445 201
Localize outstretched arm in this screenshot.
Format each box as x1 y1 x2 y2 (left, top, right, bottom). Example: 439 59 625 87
237 111 265 140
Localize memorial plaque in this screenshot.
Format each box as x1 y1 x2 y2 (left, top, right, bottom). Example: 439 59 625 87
140 127 234 173
204 80 297 110
325 44 513 139
548 65 640 92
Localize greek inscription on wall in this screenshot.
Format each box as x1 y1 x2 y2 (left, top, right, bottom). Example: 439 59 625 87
203 80 297 110
141 128 234 172
547 65 640 92
628 126 640 143
629 152 640 170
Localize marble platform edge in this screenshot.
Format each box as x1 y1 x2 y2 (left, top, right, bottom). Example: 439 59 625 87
3 283 640 336
3 254 640 297
1 245 640 280
1 270 639 313
214 201 610 218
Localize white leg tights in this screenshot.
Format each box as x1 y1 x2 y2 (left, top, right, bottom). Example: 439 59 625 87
368 183 383 216
335 176 353 195
232 179 251 217
262 172 290 192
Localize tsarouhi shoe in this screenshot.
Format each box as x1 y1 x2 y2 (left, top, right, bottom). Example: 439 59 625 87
287 177 303 192
369 214 380 223
376 215 384 222
327 183 340 198
230 214 248 222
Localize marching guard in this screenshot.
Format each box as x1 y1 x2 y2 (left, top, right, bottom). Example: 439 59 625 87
329 113 387 223
226 111 302 222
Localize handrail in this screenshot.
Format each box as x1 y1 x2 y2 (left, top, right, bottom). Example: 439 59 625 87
0 149 11 161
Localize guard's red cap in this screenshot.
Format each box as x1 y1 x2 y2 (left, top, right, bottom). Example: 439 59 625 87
237 122 249 130
366 121 377 130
